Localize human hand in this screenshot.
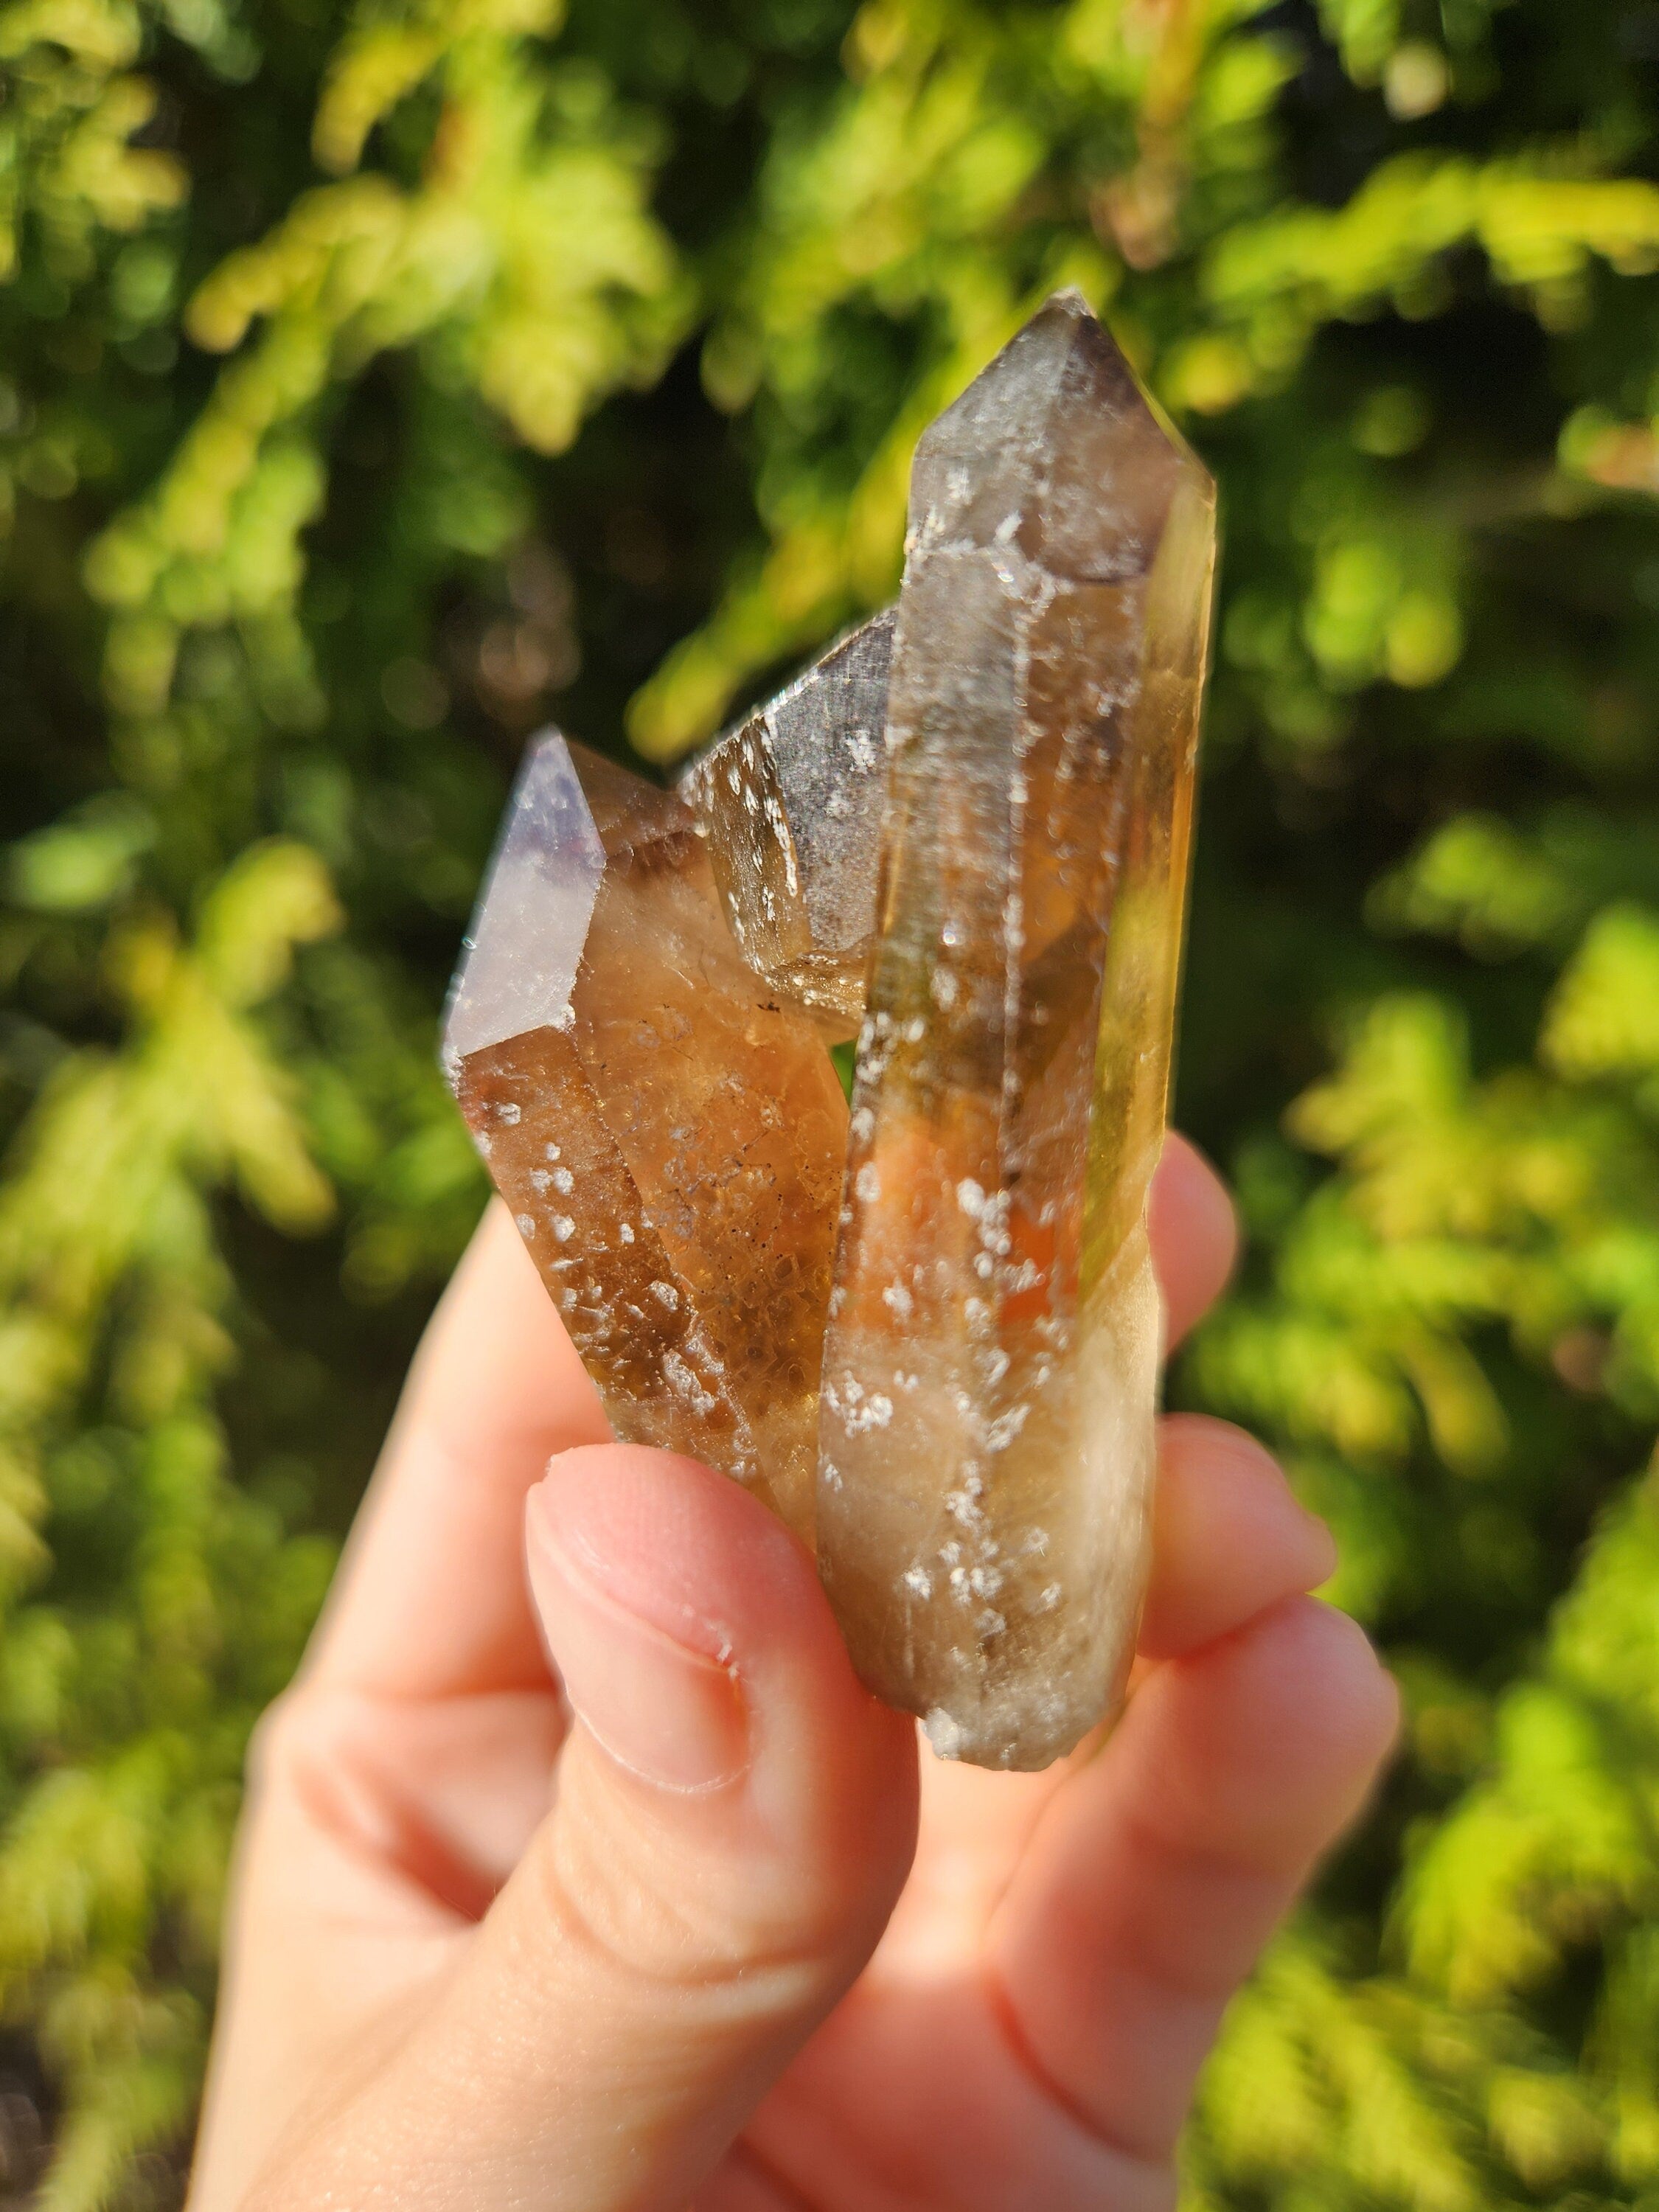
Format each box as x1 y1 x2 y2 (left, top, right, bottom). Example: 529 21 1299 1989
188 1135 1397 2212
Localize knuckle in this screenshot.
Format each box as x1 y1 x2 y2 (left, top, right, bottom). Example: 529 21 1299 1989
244 1688 308 1796
245 1683 355 1813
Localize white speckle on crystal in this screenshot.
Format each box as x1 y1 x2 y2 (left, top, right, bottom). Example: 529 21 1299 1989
498 1102 522 1124
842 1390 893 1435
650 1281 681 1310
881 1282 914 1318
925 1707 969 1759
985 1405 1028 1453
619 1222 635 1244
855 1163 881 1202
515 1213 535 1237
544 1143 560 1161
552 1166 574 1194
903 1565 933 1600
552 1215 575 1242
662 1350 717 1415
956 1178 986 1219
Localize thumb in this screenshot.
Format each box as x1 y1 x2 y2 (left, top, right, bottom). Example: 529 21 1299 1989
268 1444 918 2212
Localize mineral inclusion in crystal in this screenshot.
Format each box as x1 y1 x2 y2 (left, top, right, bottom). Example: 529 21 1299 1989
444 290 1216 1770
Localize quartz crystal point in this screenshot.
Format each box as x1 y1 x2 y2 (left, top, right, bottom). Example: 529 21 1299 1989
817 290 1217 1770
679 610 894 1041
443 733 847 1543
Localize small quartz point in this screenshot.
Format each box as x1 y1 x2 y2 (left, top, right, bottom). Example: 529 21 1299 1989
817 291 1217 1769
679 611 894 1041
444 733 847 1543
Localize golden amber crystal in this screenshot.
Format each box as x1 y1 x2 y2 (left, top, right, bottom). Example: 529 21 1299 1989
444 734 846 1543
444 291 1214 1770
817 291 1216 1767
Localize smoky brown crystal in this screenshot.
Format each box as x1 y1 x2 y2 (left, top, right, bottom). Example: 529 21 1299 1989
445 290 1216 1769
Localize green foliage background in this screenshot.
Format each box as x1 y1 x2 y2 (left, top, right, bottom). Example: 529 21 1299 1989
6 0 1659 2199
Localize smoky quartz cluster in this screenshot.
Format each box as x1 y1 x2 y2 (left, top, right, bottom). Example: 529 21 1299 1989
444 292 1217 1770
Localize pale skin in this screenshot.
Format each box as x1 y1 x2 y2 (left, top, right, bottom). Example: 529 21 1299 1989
189 1135 1398 2212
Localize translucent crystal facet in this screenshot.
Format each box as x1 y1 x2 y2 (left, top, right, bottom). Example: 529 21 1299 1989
679 611 894 1040
445 733 847 1542
816 291 1217 1768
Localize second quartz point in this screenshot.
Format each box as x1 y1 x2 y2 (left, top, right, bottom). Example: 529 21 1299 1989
679 611 894 1041
446 735 846 1543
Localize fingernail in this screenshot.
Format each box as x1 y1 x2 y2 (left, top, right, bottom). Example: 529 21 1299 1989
525 1484 750 1793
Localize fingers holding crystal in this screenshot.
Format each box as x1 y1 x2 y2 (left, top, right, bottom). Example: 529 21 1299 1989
987 1597 1399 2166
475 1443 917 2208
244 1443 919 2212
